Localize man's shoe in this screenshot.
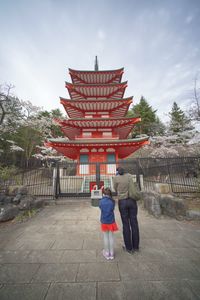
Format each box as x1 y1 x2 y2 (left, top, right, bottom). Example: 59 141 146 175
122 245 133 254
109 252 114 260
133 248 139 252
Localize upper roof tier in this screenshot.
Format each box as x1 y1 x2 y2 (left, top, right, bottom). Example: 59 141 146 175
65 82 127 100
60 97 133 119
69 68 124 84
56 117 141 140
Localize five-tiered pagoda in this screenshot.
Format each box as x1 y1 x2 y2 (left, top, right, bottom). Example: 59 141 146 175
46 57 149 175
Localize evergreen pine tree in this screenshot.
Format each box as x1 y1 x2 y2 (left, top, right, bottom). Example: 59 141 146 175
129 96 165 136
169 102 192 133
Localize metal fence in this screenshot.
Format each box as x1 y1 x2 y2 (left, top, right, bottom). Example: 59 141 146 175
0 167 55 198
136 157 199 193
0 157 199 198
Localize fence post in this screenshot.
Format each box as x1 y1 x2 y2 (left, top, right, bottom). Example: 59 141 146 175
21 171 25 186
166 158 173 192
53 167 57 197
139 175 144 191
54 163 60 199
96 162 100 189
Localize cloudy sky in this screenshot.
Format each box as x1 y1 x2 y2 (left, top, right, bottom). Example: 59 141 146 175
0 0 200 122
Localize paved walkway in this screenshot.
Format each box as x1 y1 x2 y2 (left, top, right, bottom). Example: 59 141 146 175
0 199 200 300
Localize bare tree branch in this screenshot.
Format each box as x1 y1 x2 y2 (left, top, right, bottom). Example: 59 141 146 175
0 84 15 125
193 73 200 118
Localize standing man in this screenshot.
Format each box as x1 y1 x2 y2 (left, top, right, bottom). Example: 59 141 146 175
113 167 140 254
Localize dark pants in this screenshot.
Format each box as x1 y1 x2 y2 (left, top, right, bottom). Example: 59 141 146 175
118 198 139 251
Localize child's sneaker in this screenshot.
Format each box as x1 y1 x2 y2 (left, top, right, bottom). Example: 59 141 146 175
109 252 114 260
102 249 110 260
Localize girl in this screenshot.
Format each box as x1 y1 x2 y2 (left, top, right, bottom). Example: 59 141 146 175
99 187 118 260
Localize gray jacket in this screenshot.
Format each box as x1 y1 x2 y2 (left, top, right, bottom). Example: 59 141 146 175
113 173 132 200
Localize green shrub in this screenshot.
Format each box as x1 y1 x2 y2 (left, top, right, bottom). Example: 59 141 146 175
0 165 18 181
15 209 37 222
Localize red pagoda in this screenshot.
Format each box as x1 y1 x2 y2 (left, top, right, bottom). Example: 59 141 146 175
46 57 149 175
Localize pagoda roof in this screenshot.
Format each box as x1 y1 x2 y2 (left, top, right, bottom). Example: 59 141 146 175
69 68 124 84
45 136 149 160
60 97 133 118
65 82 127 100
57 117 140 140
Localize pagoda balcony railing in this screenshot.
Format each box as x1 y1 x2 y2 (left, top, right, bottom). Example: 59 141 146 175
75 134 119 140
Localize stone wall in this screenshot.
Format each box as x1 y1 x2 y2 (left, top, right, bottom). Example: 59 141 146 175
141 183 200 220
0 185 45 222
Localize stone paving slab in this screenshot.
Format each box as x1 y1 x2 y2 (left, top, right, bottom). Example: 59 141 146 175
19 239 55 250
0 250 30 263
164 246 200 260
123 280 200 300
25 250 64 263
0 264 40 283
32 263 79 283
45 282 96 300
0 283 50 300
77 262 120 282
187 280 200 299
0 239 23 251
51 238 84 250
97 282 126 300
83 238 103 250
61 249 97 263
0 199 200 299
146 259 200 280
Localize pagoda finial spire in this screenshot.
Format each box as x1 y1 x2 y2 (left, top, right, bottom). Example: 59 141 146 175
94 56 99 71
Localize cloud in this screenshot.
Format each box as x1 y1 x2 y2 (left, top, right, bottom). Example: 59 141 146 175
185 15 194 24
0 0 200 124
97 29 106 40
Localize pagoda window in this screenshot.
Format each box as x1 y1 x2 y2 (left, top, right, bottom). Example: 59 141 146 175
107 153 116 162
107 153 116 174
103 132 112 137
79 154 89 175
82 132 92 137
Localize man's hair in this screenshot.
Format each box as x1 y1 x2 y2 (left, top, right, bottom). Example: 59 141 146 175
103 187 112 197
117 167 124 175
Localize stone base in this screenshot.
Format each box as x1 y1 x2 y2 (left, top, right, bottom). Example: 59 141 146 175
141 191 198 220
186 210 200 220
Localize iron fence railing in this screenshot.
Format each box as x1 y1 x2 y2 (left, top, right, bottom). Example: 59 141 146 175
0 167 55 198
0 157 199 198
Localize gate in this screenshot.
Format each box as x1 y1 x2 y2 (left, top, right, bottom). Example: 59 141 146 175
54 160 140 198
54 161 121 198
55 161 100 198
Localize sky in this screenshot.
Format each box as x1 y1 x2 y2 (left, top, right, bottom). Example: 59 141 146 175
0 0 200 122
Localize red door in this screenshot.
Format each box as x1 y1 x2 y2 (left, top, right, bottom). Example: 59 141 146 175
90 153 106 174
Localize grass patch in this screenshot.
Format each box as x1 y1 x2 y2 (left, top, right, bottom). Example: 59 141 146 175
14 208 38 222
